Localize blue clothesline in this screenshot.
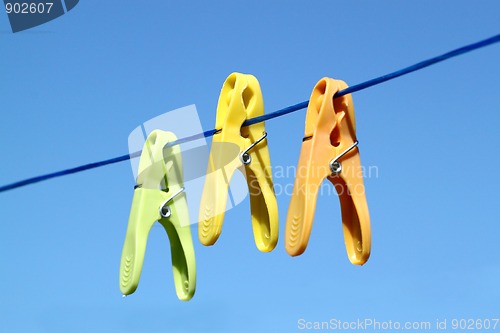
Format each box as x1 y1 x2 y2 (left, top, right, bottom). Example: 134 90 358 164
1 33 499 193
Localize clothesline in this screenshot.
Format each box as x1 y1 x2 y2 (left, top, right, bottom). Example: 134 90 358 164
0 33 499 194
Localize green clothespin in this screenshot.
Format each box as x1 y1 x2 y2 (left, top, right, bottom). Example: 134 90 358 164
119 130 196 301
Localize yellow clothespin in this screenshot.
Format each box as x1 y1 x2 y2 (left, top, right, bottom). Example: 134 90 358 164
119 130 196 301
198 72 279 252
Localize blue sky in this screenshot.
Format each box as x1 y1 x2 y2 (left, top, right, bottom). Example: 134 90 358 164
1 1 499 332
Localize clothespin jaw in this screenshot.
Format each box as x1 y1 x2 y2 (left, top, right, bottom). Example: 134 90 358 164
120 130 196 301
285 78 371 265
198 72 279 252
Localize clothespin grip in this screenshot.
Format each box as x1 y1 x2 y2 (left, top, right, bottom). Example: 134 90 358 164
198 72 279 252
120 130 196 301
285 78 371 265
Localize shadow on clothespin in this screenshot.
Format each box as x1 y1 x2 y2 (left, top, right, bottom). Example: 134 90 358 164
285 78 371 265
198 72 279 252
119 130 196 301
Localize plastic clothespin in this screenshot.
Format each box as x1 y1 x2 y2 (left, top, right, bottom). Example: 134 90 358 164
285 78 371 265
198 72 279 252
119 130 196 301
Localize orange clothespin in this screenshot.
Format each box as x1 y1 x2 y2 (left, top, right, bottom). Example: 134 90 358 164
285 77 371 265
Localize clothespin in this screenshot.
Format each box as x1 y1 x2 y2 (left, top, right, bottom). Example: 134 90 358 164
285 78 371 265
119 130 196 301
198 72 279 252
